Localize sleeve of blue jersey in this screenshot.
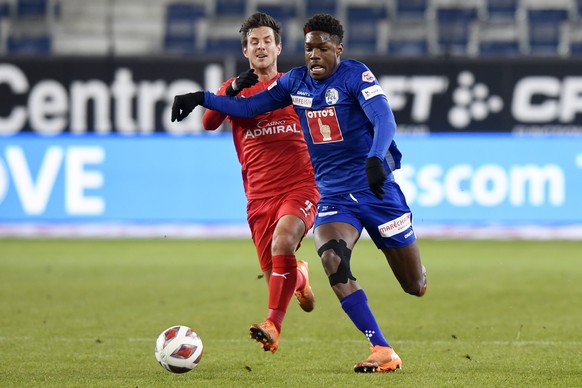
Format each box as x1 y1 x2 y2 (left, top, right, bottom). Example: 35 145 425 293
362 96 396 160
349 61 396 160
347 61 397 160
203 76 291 118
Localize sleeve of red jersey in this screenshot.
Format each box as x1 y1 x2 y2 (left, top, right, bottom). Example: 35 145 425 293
201 78 235 130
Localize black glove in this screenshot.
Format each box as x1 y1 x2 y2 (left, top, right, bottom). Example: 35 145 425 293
225 69 259 96
366 157 387 199
171 91 204 122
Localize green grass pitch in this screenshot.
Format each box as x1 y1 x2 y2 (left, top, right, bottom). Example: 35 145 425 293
1 238 581 387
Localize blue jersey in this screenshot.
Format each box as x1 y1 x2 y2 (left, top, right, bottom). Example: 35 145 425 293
204 59 402 196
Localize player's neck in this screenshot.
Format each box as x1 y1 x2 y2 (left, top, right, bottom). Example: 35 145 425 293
253 67 278 82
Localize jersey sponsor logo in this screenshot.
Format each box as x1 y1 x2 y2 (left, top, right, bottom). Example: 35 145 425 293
306 107 343 143
378 212 411 238
244 121 301 139
362 85 385 100
292 95 313 107
325 88 339 105
362 71 376 83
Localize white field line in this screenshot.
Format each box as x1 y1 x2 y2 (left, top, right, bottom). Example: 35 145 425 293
1 224 582 240
1 336 580 347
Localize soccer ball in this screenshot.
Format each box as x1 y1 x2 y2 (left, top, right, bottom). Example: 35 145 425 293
154 325 204 373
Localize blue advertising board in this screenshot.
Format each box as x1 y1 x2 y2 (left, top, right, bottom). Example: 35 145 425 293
0 134 581 227
394 135 582 225
0 134 246 224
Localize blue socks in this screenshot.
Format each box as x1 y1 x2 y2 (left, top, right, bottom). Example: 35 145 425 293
340 289 390 347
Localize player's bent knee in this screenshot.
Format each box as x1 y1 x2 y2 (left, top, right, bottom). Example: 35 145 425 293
402 278 426 296
317 239 356 286
271 234 298 256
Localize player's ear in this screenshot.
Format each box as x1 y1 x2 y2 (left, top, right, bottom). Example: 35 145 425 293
337 43 343 56
243 46 249 58
277 42 282 55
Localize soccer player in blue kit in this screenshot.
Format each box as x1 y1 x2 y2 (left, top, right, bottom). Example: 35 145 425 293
172 13 427 373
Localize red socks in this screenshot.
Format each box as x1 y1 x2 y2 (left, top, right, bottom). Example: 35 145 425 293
267 255 298 332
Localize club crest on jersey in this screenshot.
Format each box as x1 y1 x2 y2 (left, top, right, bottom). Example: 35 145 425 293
325 88 339 105
362 71 376 83
306 107 343 143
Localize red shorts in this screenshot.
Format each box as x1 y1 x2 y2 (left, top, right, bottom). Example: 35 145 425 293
247 186 319 272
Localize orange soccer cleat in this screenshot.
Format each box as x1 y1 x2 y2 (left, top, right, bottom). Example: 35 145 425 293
249 320 280 353
353 345 403 373
294 260 315 312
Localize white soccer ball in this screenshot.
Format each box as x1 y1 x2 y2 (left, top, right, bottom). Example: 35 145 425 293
154 325 204 373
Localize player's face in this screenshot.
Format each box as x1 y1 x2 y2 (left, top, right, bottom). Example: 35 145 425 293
304 31 343 81
243 26 281 72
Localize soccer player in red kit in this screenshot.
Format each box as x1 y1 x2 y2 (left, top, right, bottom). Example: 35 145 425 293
201 12 320 354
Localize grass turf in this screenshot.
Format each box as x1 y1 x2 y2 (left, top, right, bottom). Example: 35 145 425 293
1 238 581 387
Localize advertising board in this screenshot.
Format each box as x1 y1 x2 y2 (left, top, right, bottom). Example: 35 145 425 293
2 57 582 135
1 134 580 228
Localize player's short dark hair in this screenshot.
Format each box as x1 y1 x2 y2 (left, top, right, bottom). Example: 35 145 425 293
303 13 344 42
239 12 282 47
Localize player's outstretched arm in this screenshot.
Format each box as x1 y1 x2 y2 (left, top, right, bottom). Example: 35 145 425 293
171 91 205 122
173 77 291 122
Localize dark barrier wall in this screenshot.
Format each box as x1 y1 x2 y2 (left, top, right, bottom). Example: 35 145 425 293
2 57 582 135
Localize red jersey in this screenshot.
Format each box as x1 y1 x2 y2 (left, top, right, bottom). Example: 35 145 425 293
202 73 316 199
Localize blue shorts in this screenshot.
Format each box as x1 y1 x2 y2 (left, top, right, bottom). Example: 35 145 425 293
314 181 416 249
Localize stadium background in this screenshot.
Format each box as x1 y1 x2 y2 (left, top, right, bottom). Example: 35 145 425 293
1 0 581 239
